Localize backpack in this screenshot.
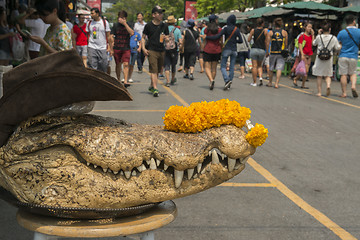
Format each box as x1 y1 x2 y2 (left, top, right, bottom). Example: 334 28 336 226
165 27 177 50
318 35 333 61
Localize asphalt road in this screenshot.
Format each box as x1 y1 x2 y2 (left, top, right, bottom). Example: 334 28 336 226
1 60 359 240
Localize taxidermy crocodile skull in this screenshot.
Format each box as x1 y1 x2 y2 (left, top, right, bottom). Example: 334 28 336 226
0 114 255 209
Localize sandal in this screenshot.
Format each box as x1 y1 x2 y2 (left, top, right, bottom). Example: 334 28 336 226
209 81 215 90
326 88 330 97
266 84 272 87
338 95 347 98
352 89 358 98
301 86 309 89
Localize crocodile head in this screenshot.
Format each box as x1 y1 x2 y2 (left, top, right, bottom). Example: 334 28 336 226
0 114 255 209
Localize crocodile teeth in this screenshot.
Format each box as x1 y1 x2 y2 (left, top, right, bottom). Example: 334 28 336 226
120 171 124 176
164 163 169 171
228 158 236 172
211 150 220 164
150 158 157 170
132 170 137 176
146 160 151 165
187 168 194 179
156 159 161 166
103 168 108 173
241 156 250 164
87 162 90 166
197 163 202 173
124 171 131 179
113 171 119 175
137 164 146 172
174 170 184 188
94 165 97 168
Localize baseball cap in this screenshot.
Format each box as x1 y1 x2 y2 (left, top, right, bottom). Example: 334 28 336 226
209 14 218 22
186 19 195 27
152 5 165 14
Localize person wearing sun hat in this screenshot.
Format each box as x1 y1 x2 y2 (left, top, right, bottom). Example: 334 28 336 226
142 5 169 97
164 15 182 87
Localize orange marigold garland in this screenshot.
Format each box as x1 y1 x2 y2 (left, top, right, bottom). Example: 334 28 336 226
163 99 268 148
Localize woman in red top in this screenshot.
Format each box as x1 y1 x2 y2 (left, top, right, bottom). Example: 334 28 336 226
201 15 222 90
72 14 88 67
293 22 314 88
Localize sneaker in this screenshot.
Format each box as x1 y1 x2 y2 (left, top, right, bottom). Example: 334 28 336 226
153 89 159 97
159 74 165 79
121 79 124 83
128 79 134 83
224 81 232 90
189 74 194 80
250 83 257 87
165 82 170 87
183 74 189 79
138 69 143 73
148 86 155 93
259 79 263 86
124 83 130 88
170 78 177 85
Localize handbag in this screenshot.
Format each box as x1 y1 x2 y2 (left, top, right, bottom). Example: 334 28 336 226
295 60 306 76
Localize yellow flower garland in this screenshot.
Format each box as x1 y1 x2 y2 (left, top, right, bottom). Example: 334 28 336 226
163 99 268 147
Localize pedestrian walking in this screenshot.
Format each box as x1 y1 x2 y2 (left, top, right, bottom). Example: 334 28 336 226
337 14 360 98
127 31 141 84
141 5 169 97
312 21 341 97
134 12 146 73
237 23 250 79
293 22 314 89
198 20 206 73
30 0 72 57
201 14 222 90
248 18 267 86
206 14 243 90
164 15 182 87
111 10 134 87
266 18 288 89
86 7 112 72
182 19 200 80
177 20 187 72
72 14 88 66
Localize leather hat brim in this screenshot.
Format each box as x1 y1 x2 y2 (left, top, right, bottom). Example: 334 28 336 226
0 71 132 147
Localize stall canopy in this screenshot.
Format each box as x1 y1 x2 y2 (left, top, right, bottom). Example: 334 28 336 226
280 2 340 14
340 6 360 13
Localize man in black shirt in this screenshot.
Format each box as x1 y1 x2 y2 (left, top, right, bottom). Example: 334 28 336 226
141 5 169 97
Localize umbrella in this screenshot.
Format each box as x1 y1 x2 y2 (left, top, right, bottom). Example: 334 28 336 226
280 2 340 14
340 6 360 13
262 8 294 17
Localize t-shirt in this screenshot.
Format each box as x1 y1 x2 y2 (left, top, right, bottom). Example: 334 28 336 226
40 23 72 56
25 18 49 51
183 28 200 53
298 33 313 56
204 27 222 54
134 21 146 37
73 23 88 46
111 22 132 50
337 26 360 59
87 18 111 50
130 32 141 53
143 21 169 52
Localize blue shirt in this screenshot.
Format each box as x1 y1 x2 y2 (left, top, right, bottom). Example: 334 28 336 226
130 32 141 54
337 27 360 59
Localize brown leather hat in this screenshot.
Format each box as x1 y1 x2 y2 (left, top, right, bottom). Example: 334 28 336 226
0 50 132 147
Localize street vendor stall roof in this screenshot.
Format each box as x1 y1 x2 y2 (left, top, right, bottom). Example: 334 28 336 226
279 1 340 14
340 5 360 13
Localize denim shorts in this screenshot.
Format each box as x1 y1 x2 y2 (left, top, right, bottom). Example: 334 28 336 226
130 52 138 66
250 48 266 61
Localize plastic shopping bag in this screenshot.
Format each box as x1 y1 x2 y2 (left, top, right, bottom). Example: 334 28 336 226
295 60 306 76
10 33 25 61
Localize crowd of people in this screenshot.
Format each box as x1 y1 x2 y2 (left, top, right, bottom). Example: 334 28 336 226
1 1 359 98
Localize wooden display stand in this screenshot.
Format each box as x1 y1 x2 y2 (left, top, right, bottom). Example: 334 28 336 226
16 201 177 240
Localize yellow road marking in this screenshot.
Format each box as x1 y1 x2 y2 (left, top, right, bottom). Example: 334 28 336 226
93 110 166 112
220 182 275 187
248 157 357 240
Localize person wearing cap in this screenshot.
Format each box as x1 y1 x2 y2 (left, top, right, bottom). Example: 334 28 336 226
182 18 200 80
141 5 169 97
134 12 146 73
164 15 182 87
201 14 222 90
205 14 243 90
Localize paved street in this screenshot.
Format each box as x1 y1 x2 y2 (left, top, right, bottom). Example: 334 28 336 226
1 60 360 240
